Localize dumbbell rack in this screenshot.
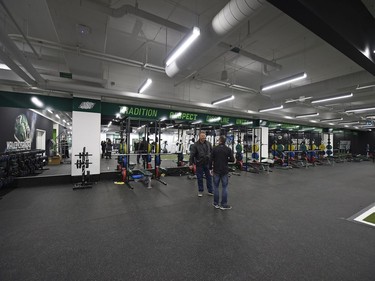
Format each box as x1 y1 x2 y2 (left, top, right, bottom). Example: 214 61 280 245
0 149 48 192
73 147 93 190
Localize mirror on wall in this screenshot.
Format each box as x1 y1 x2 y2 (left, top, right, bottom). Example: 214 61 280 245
0 106 72 178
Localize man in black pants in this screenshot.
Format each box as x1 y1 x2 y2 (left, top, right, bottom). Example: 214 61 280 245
210 135 235 210
189 132 213 197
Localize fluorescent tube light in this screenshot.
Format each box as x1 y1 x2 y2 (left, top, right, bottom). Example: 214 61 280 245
165 26 200 67
258 105 283 112
295 112 319 118
285 96 312 103
345 107 375 113
242 121 253 125
311 93 353 104
320 118 343 122
55 114 60 119
138 78 152 93
191 120 202 125
0 63 10 70
47 108 53 114
366 115 375 119
261 72 307 91
108 121 112 127
31 96 44 108
222 123 233 127
211 95 234 105
208 117 221 123
170 112 182 119
339 121 359 125
356 83 375 90
120 106 127 114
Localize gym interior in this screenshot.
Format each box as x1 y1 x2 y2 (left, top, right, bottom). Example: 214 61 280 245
0 1 375 280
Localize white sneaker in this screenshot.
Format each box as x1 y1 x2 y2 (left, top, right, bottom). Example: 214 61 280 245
198 192 203 197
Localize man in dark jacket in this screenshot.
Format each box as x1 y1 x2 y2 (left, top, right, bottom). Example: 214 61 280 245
210 135 235 210
189 132 213 197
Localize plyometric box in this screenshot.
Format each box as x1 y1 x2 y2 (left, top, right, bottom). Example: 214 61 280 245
48 155 61 165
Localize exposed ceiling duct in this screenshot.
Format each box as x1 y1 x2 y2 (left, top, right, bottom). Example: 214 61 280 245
80 0 190 33
165 0 266 77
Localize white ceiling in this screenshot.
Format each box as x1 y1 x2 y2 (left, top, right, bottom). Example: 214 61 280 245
1 0 375 131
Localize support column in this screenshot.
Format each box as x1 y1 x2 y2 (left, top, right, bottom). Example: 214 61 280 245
71 97 101 176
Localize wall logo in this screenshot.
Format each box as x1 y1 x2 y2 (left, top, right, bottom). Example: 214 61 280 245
78 101 96 110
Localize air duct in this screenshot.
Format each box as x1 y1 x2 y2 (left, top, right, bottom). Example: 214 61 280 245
165 0 265 77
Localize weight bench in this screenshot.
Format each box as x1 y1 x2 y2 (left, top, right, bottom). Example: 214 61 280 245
246 159 272 174
130 169 153 189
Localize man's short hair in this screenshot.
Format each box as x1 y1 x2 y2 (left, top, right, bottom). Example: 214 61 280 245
219 135 226 144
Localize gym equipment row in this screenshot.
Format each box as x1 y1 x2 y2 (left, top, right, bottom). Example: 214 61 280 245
0 149 48 189
114 118 168 189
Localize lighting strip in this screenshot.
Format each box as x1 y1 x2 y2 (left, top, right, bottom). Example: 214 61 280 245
285 96 312 103
338 121 360 125
258 105 283 113
320 117 343 122
138 78 152 93
31 96 44 108
311 93 353 104
211 95 234 105
30 109 65 127
191 120 202 125
345 107 375 113
166 26 200 67
0 63 10 70
170 112 182 119
222 123 233 127
261 72 307 91
295 112 319 118
208 117 221 123
356 83 375 90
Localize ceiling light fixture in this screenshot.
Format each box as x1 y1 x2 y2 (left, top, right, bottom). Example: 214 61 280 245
191 120 202 125
138 78 152 93
211 95 234 105
165 26 200 67
345 107 375 113
261 72 307 91
55 114 60 119
339 121 360 125
285 96 312 103
0 63 10 70
365 115 375 119
258 105 283 113
108 121 112 127
47 108 53 114
208 117 221 123
356 83 375 90
170 112 182 119
222 123 233 127
320 117 343 122
31 96 44 108
295 112 319 118
311 93 353 104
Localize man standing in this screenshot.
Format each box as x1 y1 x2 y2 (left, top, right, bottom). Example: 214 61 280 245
189 132 213 197
210 135 235 210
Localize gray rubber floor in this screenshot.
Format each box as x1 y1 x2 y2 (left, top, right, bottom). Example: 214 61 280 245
0 161 374 281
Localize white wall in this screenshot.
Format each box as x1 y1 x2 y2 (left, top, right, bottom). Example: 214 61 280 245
71 111 101 176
